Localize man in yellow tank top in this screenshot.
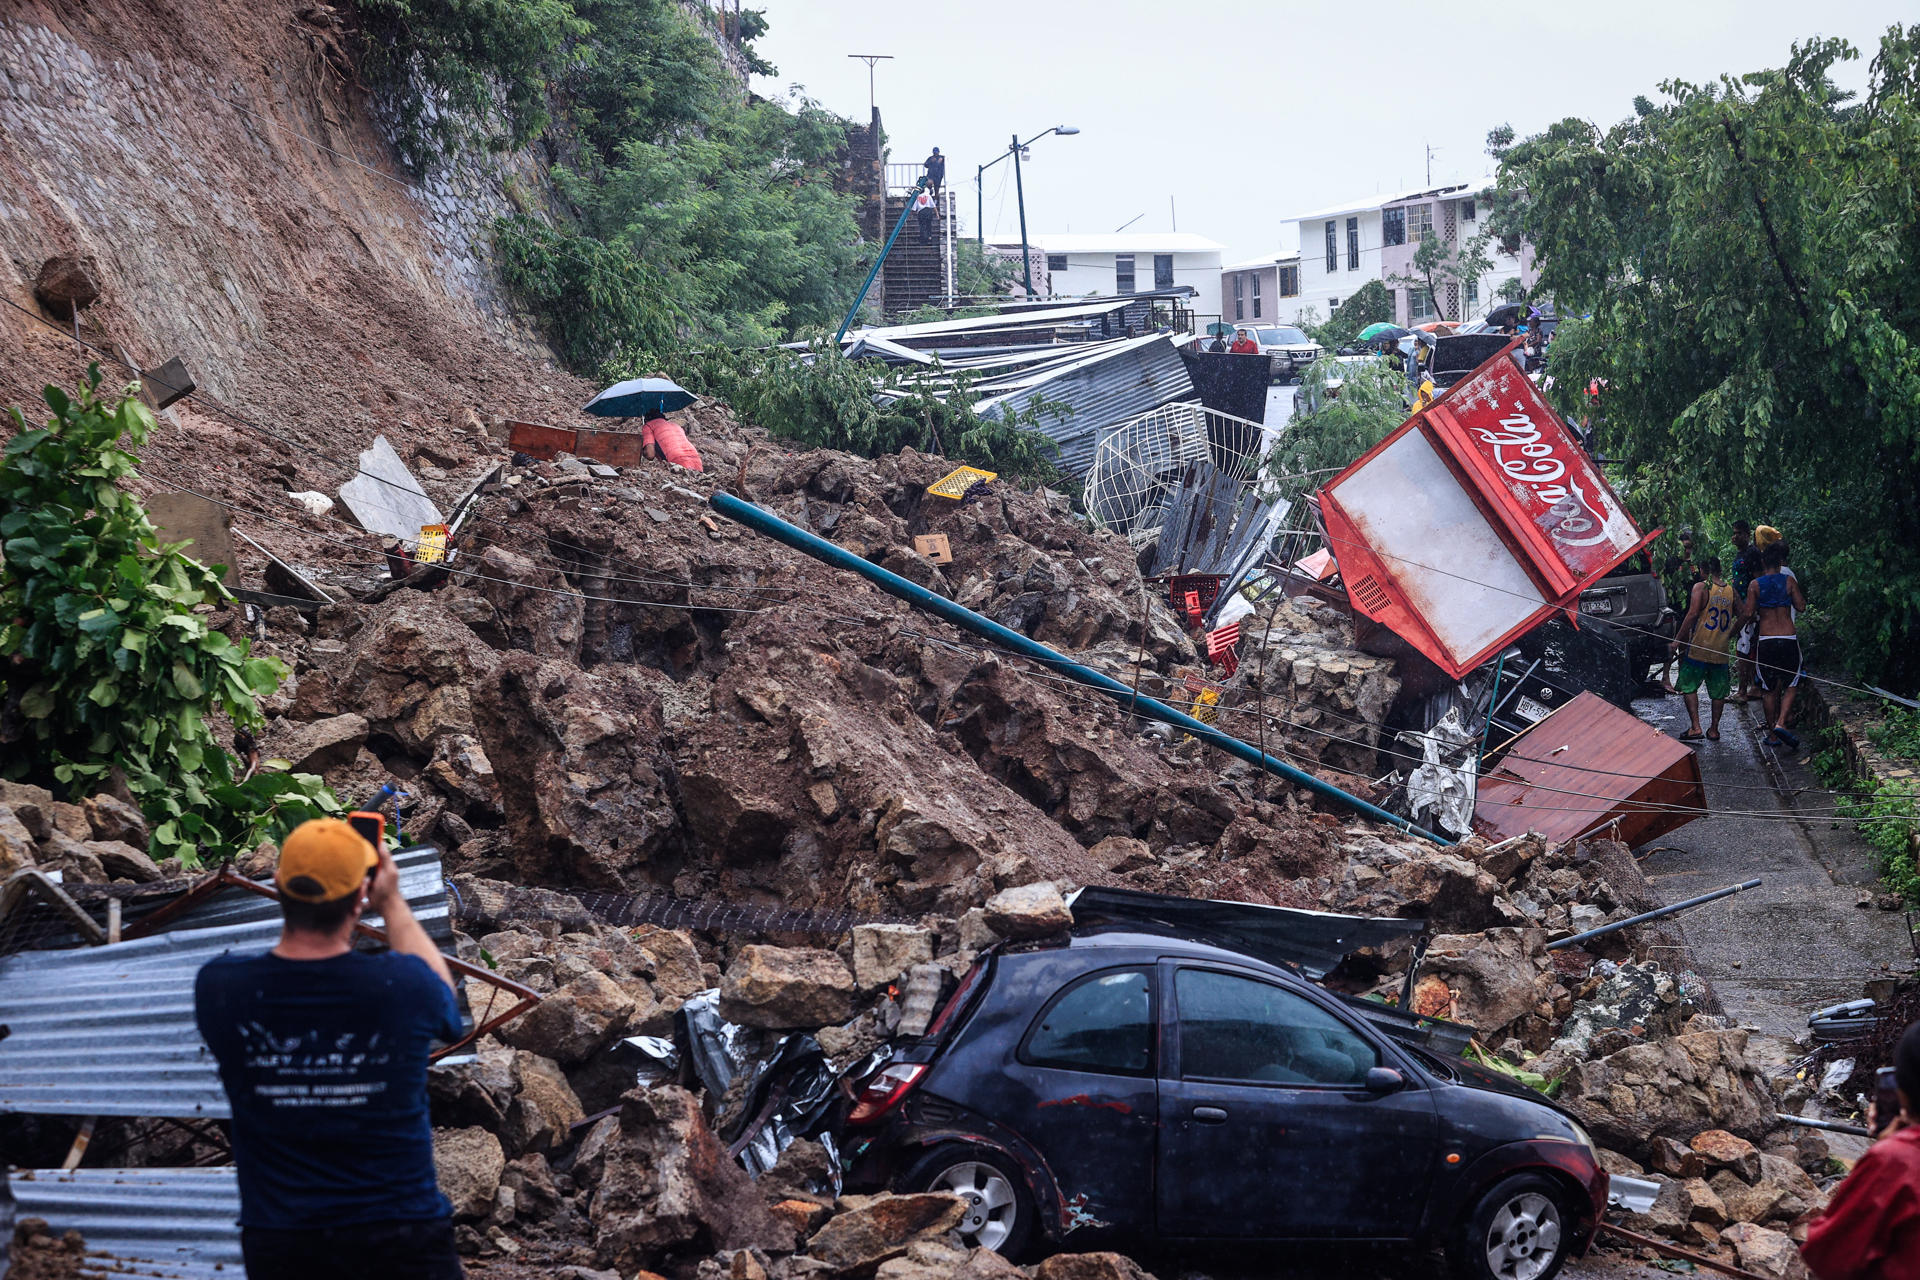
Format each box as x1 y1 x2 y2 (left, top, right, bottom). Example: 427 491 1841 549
1668 557 1737 741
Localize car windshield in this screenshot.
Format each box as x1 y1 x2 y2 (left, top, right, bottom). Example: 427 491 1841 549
1259 328 1309 345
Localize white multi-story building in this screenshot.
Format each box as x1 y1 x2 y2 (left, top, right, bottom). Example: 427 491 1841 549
1289 183 1535 327
1220 252 1306 327
988 233 1225 323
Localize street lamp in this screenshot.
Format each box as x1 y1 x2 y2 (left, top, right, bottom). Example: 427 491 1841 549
976 126 1080 298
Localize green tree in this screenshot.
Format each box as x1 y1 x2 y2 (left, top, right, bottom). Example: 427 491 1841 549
0 370 340 865
1387 225 1494 322
1272 355 1408 504
1309 280 1394 349
1495 25 1920 689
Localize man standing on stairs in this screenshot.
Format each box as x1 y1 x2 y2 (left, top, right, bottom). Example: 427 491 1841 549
912 187 937 244
923 147 945 199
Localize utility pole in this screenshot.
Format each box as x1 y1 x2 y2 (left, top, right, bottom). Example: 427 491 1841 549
1425 142 1440 186
846 54 892 116
1013 133 1033 298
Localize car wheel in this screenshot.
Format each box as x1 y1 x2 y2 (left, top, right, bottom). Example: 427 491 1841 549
1448 1174 1571 1280
902 1145 1034 1257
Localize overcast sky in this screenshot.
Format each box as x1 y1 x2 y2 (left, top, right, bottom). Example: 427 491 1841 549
750 1 1911 265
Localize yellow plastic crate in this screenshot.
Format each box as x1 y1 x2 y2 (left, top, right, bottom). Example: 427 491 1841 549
925 465 997 499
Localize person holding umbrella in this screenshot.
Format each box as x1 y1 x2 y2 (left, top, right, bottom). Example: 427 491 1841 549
584 375 704 472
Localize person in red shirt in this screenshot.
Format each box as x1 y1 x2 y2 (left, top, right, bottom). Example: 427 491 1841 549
1803 1021 1920 1280
1228 327 1261 355
641 414 703 472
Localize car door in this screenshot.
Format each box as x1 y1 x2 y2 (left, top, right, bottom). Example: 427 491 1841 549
1155 963 1438 1240
999 965 1160 1239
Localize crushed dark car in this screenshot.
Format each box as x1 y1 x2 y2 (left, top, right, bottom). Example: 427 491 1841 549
843 889 1607 1280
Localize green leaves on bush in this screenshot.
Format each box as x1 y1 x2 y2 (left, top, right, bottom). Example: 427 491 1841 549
0 369 340 866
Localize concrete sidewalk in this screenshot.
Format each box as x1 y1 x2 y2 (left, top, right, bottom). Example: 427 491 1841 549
1630 690 1914 1040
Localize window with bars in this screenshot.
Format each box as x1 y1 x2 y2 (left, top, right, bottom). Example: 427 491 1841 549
1465 279 1480 313
1324 220 1337 273
1233 273 1244 320
1251 273 1262 318
1407 204 1434 240
1460 198 1477 223
1278 264 1299 296
1154 255 1174 290
1408 287 1437 321
1115 254 1136 295
1346 217 1359 270
1046 254 1067 272
1382 206 1406 247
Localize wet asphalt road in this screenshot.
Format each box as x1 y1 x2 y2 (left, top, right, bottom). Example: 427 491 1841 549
1630 689 1915 1040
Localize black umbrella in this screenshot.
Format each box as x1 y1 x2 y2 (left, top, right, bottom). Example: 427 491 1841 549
1485 303 1524 328
585 377 695 418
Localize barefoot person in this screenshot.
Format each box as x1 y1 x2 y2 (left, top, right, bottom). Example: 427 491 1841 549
1742 540 1808 751
1669 556 1736 741
195 819 464 1279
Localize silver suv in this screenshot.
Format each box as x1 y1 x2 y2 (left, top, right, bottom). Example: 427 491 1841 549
1249 325 1323 384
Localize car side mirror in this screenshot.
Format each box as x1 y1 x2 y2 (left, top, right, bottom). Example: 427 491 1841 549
1364 1067 1406 1093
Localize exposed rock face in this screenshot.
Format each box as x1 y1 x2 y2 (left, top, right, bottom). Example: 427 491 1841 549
1556 1029 1776 1158
472 653 678 888
591 1087 793 1274
721 946 858 1030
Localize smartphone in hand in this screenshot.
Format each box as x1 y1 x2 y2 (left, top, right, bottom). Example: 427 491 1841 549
347 811 386 852
1872 1067 1900 1135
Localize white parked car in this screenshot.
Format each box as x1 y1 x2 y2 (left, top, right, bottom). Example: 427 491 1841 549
1248 325 1323 384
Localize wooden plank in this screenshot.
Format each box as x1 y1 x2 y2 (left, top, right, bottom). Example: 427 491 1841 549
506 420 579 461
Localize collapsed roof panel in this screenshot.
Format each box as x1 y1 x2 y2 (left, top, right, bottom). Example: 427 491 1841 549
1473 692 1706 847
4 1166 242 1279
972 333 1195 476
0 850 455 1119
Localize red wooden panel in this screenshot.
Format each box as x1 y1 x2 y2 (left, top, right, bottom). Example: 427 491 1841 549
574 427 648 468
506 420 578 460
1472 693 1707 847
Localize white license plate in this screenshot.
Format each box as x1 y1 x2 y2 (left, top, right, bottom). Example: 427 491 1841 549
1580 596 1615 615
1514 695 1553 722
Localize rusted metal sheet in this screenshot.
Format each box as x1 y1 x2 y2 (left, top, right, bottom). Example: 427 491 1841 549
1473 692 1706 847
506 419 581 459
1317 347 1657 679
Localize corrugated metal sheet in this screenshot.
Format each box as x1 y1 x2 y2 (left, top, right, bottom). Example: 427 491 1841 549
1473 692 1707 846
22 846 453 953
974 334 1195 476
4 1167 241 1279
0 850 454 1119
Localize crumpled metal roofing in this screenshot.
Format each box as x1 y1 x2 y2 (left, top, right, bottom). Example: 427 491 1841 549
0 849 454 1119
3 1167 241 1279
972 333 1195 476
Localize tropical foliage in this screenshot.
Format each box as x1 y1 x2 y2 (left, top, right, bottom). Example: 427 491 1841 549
1306 280 1395 350
0 371 340 866
1494 25 1920 689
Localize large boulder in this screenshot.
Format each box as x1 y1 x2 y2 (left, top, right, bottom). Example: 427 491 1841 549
475 545 586 659
83 794 149 848
1721 1223 1809 1279
1415 929 1552 1040
87 840 162 882
804 1193 967 1274
261 712 368 775
851 924 934 993
496 971 637 1064
591 1087 794 1274
1555 1029 1775 1159
0 806 37 877
434 1126 505 1220
332 597 500 745
471 653 679 888
721 946 857 1030
501 1051 586 1156
983 882 1072 940
1032 1255 1160 1280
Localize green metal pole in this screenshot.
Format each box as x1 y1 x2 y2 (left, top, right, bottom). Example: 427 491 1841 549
711 492 1452 845
1013 133 1033 298
1477 653 1506 769
836 181 926 344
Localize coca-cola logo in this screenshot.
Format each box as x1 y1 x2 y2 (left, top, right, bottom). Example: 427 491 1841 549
1468 405 1612 548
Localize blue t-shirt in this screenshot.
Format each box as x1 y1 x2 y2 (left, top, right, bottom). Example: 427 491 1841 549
194 949 463 1229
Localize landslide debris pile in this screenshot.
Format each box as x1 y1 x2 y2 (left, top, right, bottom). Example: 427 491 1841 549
234 402 1433 919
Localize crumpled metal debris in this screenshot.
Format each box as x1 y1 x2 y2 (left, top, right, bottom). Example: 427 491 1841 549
1398 706 1478 837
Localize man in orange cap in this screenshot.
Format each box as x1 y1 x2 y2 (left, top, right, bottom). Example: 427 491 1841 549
194 818 463 1279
